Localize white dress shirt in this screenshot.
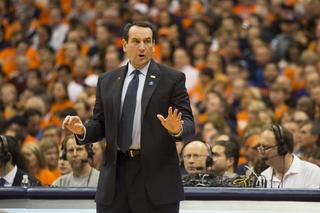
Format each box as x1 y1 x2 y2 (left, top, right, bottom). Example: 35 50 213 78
179 65 199 91
261 154 320 188
0 165 17 187
68 80 84 103
49 23 69 52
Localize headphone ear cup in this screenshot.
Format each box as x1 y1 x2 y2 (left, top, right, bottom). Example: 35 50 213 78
278 144 288 156
62 150 67 161
206 156 214 167
87 146 95 159
1 153 10 163
180 158 184 168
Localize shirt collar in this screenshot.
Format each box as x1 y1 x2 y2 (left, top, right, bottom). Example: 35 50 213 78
285 154 299 175
1 165 17 185
127 61 150 77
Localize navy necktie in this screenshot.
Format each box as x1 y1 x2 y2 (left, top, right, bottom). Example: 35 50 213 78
0 178 6 187
118 69 139 152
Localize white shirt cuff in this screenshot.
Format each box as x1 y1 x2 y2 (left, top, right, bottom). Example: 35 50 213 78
75 127 87 143
169 126 183 138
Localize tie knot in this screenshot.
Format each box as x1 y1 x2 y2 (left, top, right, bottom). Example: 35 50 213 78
133 69 139 76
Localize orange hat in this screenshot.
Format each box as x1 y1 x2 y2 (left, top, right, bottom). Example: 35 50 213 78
244 134 261 148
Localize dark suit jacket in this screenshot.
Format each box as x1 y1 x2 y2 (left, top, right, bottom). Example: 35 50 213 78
13 168 43 186
77 59 195 206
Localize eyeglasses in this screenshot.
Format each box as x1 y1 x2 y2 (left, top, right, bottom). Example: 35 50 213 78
257 144 279 154
183 154 208 160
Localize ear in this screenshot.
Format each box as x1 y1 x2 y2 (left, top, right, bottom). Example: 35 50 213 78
122 39 127 53
312 134 318 143
227 157 234 168
152 41 155 53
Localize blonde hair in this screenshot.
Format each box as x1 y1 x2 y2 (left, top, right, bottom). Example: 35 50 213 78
23 143 46 169
39 138 59 168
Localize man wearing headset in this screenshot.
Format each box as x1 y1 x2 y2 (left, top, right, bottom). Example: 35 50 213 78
258 125 320 188
181 140 213 179
52 134 99 187
0 135 42 186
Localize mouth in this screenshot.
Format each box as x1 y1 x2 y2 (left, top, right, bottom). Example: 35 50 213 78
138 54 145 59
188 167 196 170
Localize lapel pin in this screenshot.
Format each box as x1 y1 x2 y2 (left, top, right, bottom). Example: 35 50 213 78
150 75 156 78
149 81 153 86
117 77 120 82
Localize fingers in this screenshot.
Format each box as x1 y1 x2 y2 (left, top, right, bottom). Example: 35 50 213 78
62 116 81 129
157 114 165 122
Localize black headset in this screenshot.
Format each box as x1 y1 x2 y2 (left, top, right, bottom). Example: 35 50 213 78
61 136 95 161
0 135 11 163
180 140 214 168
271 125 288 156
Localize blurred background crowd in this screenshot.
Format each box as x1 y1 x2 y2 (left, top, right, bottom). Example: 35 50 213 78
0 0 320 186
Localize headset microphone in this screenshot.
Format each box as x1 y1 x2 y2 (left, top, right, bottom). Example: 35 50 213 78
196 160 216 170
81 159 89 163
262 154 279 161
196 166 203 170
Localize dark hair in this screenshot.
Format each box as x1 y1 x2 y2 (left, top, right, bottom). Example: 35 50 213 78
50 7 64 18
123 21 156 43
42 124 61 138
266 125 293 153
263 61 278 71
53 81 69 101
284 41 304 62
214 140 239 172
62 134 90 155
29 69 42 80
57 65 72 74
1 135 20 166
301 121 320 146
24 108 42 120
0 24 5 36
38 24 52 42
200 67 214 79
75 99 91 112
189 41 209 66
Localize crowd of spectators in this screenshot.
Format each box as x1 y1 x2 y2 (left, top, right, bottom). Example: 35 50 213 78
0 0 320 188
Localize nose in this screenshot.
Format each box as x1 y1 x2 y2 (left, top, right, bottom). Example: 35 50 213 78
138 42 145 51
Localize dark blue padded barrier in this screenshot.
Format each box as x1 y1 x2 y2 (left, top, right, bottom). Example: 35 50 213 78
26 187 96 199
0 187 319 201
184 187 320 202
0 187 26 199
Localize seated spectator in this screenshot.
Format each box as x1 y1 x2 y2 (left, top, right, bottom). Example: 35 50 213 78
282 120 301 156
296 96 315 120
21 142 56 186
237 134 261 176
58 148 73 176
211 140 239 178
308 147 320 167
91 139 106 172
39 138 60 179
292 110 309 127
258 125 320 188
0 135 42 186
258 109 278 125
180 140 213 181
52 134 99 187
269 83 289 119
1 83 18 119
42 125 61 146
299 121 320 159
24 109 43 141
50 81 74 115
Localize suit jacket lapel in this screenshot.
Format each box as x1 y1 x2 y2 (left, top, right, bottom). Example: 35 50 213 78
112 65 127 126
141 59 162 120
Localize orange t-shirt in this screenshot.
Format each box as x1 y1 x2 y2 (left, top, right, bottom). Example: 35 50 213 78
34 168 57 186
236 110 248 139
50 100 74 115
275 105 289 119
282 68 305 92
51 167 62 179
21 135 39 149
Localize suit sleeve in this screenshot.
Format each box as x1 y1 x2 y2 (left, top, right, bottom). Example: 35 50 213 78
76 76 106 145
170 72 195 141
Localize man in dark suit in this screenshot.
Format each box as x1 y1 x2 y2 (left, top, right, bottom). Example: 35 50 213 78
0 135 42 186
63 21 195 212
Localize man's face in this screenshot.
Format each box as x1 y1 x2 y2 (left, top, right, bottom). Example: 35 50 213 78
122 26 155 69
299 124 317 149
27 115 41 136
211 145 232 175
74 102 89 122
226 65 240 83
183 141 209 176
58 151 72 175
269 90 285 105
310 86 320 105
44 147 58 167
66 43 80 61
42 128 60 145
258 130 280 166
283 122 300 147
66 138 88 171
293 111 309 127
57 69 70 84
263 63 278 83
92 143 103 170
173 49 189 70
205 94 221 114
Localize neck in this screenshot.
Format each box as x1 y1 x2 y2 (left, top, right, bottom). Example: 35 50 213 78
30 166 40 176
274 102 285 109
0 163 15 177
48 165 56 171
73 163 92 177
226 167 234 174
273 154 293 180
293 143 300 154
